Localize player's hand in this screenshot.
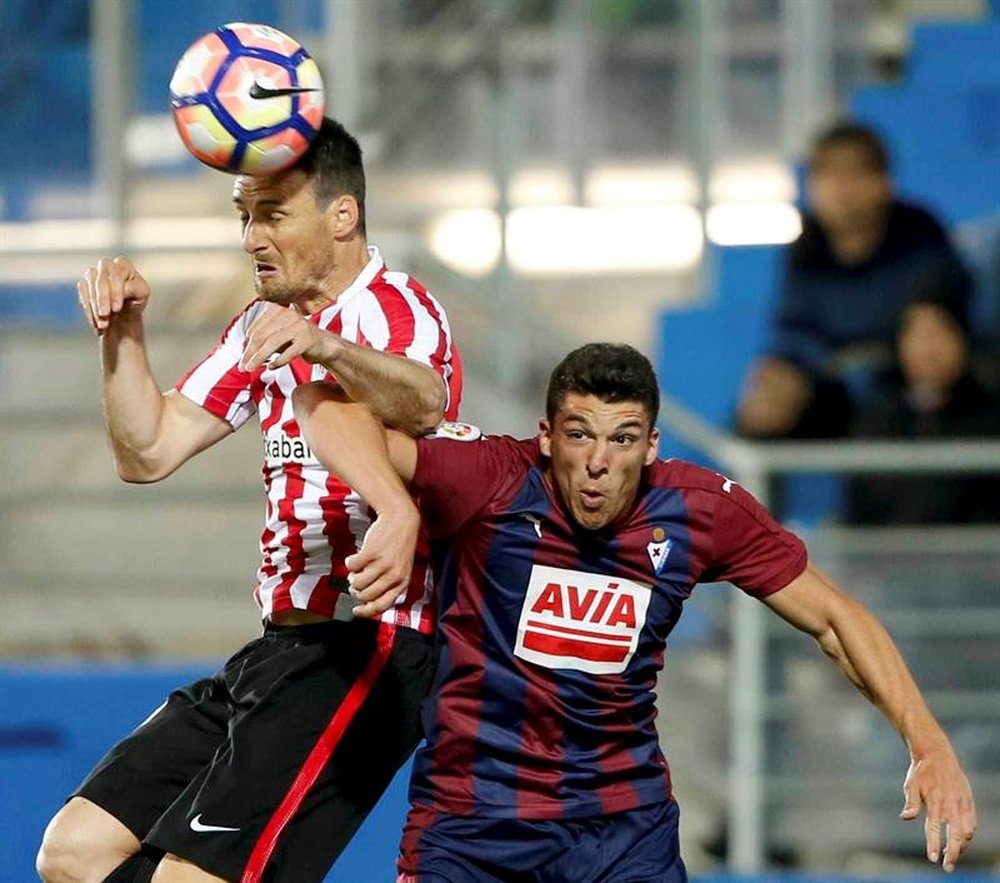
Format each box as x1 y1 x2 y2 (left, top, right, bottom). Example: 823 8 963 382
346 502 420 619
77 256 151 336
900 743 977 871
240 303 336 372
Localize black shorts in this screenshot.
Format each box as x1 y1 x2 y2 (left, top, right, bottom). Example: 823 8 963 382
74 618 434 883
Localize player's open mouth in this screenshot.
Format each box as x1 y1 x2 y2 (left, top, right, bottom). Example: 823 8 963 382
255 262 278 277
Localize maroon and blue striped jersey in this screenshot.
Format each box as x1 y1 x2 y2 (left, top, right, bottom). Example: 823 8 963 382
408 432 807 820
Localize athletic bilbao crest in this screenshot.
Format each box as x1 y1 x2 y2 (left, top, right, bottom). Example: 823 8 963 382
646 527 672 575
514 564 651 675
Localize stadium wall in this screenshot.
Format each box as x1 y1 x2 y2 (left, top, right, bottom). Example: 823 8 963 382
0 664 410 883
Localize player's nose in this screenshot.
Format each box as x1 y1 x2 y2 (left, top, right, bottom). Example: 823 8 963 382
586 442 610 475
242 219 267 254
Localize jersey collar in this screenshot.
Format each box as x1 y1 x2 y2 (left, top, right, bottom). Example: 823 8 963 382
312 245 384 324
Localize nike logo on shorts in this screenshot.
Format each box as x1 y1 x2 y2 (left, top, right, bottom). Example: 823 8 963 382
189 813 240 833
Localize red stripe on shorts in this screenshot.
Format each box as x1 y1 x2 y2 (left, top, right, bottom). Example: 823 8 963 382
240 622 398 883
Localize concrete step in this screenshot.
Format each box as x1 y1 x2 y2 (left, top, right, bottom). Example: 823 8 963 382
2 495 260 583
2 576 260 659
0 327 223 412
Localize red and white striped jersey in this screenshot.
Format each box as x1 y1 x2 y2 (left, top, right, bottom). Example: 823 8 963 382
175 247 462 634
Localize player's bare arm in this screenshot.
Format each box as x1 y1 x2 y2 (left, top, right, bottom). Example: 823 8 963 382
80 256 233 482
764 563 977 870
240 303 445 435
293 381 420 618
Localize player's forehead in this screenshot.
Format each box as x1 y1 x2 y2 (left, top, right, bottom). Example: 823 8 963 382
555 393 651 432
232 169 312 208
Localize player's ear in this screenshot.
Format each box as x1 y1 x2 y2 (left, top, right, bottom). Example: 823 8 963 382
327 194 360 237
644 426 659 466
538 418 553 457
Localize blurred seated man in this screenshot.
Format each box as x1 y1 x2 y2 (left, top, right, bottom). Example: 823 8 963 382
737 121 973 439
847 295 1000 524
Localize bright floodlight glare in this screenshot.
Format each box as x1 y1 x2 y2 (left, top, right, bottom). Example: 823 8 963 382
426 209 503 277
507 205 703 275
707 203 802 246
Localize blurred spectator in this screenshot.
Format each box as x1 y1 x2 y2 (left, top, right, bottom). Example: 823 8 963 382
847 295 1000 525
737 121 973 439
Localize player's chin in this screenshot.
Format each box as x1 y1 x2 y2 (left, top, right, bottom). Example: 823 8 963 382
257 282 294 305
574 505 614 532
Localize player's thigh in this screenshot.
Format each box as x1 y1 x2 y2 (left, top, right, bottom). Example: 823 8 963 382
147 621 435 883
73 673 232 841
38 796 141 880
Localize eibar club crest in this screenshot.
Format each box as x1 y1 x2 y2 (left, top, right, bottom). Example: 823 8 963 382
646 527 672 575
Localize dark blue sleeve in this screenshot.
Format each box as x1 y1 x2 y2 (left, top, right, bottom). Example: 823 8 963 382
767 249 832 375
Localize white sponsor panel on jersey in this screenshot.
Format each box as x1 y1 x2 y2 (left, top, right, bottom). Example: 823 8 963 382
262 425 319 466
514 564 651 675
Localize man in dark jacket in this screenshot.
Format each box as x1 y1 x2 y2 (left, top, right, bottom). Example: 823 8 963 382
737 122 972 440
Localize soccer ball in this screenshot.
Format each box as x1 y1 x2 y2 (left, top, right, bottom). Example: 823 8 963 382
170 22 325 175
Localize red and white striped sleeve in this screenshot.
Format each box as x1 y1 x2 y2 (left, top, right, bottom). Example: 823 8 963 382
174 303 262 429
363 271 460 416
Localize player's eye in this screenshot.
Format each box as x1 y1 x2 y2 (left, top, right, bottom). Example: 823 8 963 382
269 212 286 222
566 429 588 441
614 434 637 446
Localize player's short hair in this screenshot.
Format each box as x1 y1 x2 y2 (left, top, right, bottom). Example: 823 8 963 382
809 121 890 174
294 117 367 235
546 343 660 425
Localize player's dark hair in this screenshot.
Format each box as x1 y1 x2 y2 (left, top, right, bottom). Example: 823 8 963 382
809 121 890 174
546 343 660 425
295 117 367 235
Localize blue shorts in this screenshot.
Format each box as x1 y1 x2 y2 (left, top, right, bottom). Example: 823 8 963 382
396 799 687 883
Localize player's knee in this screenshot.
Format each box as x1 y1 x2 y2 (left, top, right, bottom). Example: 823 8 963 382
37 802 137 883
36 819 93 883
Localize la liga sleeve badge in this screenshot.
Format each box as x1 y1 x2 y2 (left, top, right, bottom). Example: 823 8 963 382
426 421 483 441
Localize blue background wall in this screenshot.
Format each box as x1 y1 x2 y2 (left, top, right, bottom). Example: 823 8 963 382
0 664 412 882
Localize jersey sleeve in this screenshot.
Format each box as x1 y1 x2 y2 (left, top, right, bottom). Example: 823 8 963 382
701 480 807 597
767 241 832 375
359 279 461 418
411 432 524 538
174 304 261 430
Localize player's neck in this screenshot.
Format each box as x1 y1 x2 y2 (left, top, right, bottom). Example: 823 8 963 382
296 238 371 315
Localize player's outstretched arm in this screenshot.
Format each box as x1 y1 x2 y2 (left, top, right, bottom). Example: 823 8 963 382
80 256 232 482
241 303 446 435
763 563 977 871
292 380 420 618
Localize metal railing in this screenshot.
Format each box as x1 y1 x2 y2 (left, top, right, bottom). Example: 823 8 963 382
660 393 1000 871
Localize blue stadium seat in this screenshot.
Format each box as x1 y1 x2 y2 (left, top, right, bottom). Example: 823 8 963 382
908 22 1000 87
851 85 1000 158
